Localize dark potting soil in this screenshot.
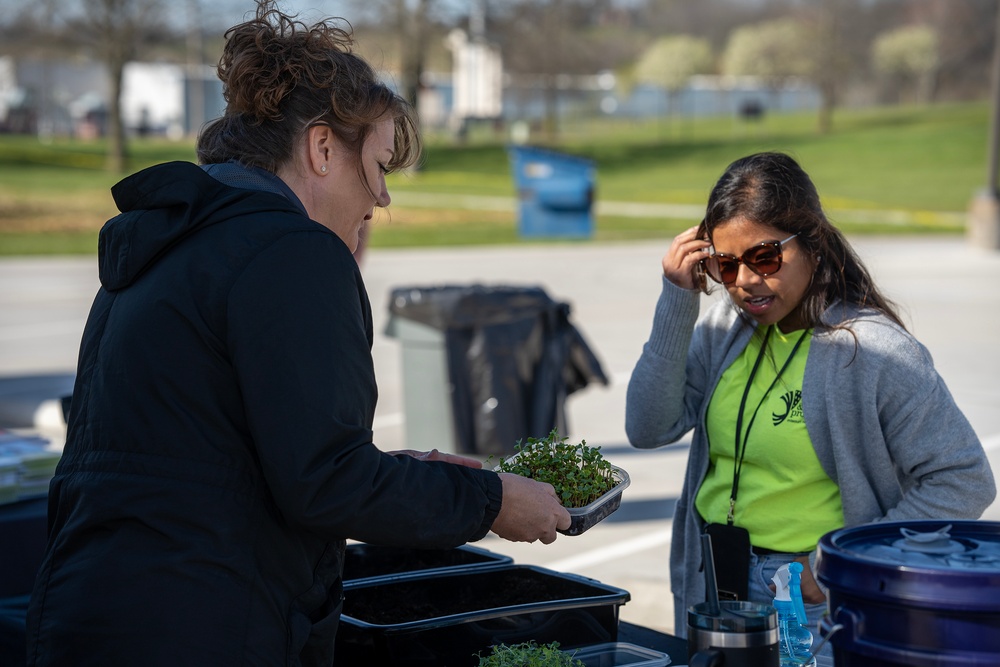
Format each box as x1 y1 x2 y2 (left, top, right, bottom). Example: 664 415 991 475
342 567 604 625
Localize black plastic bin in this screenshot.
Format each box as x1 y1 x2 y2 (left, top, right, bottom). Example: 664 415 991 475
343 543 513 587
335 563 630 666
385 284 608 456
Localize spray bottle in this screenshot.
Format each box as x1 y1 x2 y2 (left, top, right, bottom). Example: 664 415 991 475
772 561 816 667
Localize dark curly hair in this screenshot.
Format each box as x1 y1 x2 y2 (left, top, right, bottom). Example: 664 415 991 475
196 0 420 184
696 151 904 332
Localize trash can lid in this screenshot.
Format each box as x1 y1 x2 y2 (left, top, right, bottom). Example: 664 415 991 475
388 284 565 330
816 520 1000 609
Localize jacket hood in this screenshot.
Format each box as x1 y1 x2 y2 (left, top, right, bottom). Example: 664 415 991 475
99 161 302 291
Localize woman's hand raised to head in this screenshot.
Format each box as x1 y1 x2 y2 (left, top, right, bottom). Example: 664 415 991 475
663 225 712 291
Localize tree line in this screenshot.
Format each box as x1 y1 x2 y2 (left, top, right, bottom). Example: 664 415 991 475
0 0 995 170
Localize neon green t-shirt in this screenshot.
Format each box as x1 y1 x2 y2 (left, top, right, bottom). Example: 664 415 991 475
695 325 844 553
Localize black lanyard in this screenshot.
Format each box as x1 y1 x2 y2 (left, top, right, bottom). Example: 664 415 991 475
726 326 809 525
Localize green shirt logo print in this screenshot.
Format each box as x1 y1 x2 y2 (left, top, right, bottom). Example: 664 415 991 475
772 389 803 426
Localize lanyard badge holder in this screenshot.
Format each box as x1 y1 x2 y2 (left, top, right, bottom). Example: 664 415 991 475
703 327 808 602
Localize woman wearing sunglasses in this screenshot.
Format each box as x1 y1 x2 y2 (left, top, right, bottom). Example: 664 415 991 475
625 151 994 664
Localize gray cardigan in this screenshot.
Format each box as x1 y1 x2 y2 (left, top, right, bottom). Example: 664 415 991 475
625 277 996 636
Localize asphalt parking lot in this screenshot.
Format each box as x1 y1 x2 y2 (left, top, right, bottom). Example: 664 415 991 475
3 234 1000 635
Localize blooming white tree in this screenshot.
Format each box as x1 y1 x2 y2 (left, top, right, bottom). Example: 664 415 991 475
872 25 940 104
722 18 814 89
633 35 713 132
635 35 714 94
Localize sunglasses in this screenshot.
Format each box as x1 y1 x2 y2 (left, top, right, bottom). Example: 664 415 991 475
701 234 798 285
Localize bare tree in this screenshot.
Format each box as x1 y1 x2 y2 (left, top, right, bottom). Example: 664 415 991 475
63 0 168 172
917 0 997 101
491 0 631 139
0 0 60 52
344 0 435 109
342 0 456 115
632 0 777 51
397 0 433 109
0 0 80 128
806 0 844 135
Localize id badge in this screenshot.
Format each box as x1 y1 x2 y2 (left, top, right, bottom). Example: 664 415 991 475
704 523 751 601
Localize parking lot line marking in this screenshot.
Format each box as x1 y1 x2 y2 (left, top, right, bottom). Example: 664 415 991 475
544 530 671 572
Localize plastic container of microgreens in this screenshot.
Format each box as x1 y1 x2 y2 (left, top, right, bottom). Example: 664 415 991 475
494 449 630 536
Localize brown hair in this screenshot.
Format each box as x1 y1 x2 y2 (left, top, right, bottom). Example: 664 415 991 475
197 0 421 185
697 152 905 332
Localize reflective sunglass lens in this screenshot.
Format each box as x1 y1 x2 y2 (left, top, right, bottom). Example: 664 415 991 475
746 246 781 274
703 239 787 284
703 257 728 283
717 261 738 283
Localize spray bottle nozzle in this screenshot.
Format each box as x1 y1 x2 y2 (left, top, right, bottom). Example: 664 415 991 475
773 562 816 665
772 562 808 625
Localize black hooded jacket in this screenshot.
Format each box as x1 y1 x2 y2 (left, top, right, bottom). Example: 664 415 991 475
25 161 502 667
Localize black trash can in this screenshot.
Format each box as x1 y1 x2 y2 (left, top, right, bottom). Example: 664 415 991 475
385 284 608 456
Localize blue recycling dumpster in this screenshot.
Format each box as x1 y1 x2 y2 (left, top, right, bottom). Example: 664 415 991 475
508 145 595 238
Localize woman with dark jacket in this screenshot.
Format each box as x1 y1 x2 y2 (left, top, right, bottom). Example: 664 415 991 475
25 3 570 665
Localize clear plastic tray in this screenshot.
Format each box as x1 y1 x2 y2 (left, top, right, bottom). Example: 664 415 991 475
562 465 630 536
565 641 671 667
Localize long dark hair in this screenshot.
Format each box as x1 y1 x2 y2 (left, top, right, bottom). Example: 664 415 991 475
697 151 905 331
196 0 420 188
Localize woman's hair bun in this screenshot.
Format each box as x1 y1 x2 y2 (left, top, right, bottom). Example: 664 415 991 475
217 0 354 122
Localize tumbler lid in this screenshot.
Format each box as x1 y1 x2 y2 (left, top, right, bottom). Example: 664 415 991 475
688 600 776 633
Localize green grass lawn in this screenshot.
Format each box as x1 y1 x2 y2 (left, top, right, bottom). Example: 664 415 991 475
0 102 990 255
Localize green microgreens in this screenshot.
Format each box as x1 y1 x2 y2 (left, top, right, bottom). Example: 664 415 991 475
491 429 618 508
476 640 585 666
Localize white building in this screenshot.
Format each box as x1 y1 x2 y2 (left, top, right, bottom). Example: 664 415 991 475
445 29 503 130
0 56 223 139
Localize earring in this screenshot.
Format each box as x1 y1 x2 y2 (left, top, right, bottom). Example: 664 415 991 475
320 165 327 173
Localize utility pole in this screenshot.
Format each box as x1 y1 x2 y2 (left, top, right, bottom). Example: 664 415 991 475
968 1 1000 250
186 0 205 137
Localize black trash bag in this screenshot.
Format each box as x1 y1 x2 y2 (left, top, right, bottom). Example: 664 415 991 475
387 284 608 456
